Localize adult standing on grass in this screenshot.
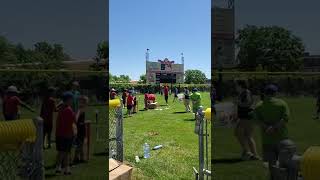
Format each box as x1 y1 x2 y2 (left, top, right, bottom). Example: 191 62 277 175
183 87 191 112
190 88 201 119
252 84 290 180
3 86 35 120
173 86 179 102
234 80 259 161
41 87 57 149
164 85 169 105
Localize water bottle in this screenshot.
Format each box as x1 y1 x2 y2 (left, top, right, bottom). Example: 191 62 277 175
143 143 150 158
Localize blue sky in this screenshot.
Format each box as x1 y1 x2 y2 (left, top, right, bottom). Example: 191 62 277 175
109 0 211 80
0 0 108 59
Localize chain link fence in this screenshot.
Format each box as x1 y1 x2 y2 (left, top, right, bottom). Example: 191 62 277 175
0 118 43 180
108 99 123 161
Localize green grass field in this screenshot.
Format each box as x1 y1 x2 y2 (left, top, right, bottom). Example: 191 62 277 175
213 96 320 180
123 92 211 180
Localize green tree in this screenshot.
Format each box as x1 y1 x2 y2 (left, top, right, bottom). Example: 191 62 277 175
139 74 146 84
91 41 108 70
236 25 305 71
0 36 17 64
185 70 206 84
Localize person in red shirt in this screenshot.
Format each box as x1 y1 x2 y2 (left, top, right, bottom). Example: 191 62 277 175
127 92 134 117
40 87 57 149
55 92 76 175
144 92 149 110
164 85 169 105
3 86 34 120
122 89 128 108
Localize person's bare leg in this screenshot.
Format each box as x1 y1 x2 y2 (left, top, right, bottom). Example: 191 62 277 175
64 152 71 174
56 152 63 173
235 122 250 157
246 124 259 157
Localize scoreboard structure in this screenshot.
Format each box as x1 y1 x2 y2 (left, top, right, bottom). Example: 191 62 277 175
146 58 184 84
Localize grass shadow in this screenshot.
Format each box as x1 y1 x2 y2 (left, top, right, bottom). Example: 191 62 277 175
173 111 187 114
159 105 168 107
45 173 58 179
184 119 195 121
93 152 108 156
212 158 243 164
45 164 56 170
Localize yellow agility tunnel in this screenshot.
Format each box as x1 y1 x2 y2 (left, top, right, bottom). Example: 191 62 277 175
0 119 36 150
109 99 121 108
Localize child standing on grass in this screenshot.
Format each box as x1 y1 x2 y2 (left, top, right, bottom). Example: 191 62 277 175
184 87 191 112
41 87 57 149
314 90 320 119
164 85 169 105
127 91 133 117
73 96 89 164
3 86 35 120
122 89 128 108
190 88 202 119
173 87 178 102
55 92 77 175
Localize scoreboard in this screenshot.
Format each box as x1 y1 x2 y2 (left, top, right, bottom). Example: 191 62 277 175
146 58 184 84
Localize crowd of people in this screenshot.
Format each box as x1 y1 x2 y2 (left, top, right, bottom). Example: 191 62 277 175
109 84 203 120
1 81 90 176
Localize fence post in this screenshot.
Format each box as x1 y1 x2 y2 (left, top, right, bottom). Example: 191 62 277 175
20 117 44 180
116 103 123 162
33 117 44 180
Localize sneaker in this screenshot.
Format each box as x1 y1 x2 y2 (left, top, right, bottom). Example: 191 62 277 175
250 155 262 161
55 167 62 174
241 152 253 161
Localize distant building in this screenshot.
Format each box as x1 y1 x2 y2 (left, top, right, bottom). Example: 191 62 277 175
212 6 236 69
146 58 184 84
303 53 320 72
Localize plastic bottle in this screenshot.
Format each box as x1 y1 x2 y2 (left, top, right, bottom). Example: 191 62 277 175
152 145 163 150
143 143 150 158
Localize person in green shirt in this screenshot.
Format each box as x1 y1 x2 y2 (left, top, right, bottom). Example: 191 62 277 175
71 81 81 113
190 88 201 119
252 84 290 176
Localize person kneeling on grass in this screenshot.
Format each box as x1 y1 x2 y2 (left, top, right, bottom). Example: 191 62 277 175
252 84 290 180
73 96 89 164
55 92 77 175
190 88 202 119
3 86 35 121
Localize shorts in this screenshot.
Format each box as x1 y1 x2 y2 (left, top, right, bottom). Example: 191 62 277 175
127 105 133 110
4 114 19 121
237 107 253 119
262 143 280 164
56 137 73 152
